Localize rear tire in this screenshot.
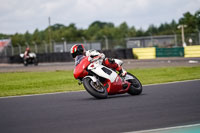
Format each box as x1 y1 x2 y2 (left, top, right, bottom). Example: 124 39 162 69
34 58 38 66
126 73 143 95
83 77 108 99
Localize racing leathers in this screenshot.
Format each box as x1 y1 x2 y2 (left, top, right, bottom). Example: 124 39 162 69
24 50 30 59
75 50 127 77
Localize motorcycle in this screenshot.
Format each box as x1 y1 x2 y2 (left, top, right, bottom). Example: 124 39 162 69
20 53 38 66
73 56 142 99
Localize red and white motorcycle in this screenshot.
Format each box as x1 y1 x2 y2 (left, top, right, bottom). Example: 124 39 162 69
20 53 38 66
73 56 142 99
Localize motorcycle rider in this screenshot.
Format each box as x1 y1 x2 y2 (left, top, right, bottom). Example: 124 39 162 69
70 44 127 77
24 47 31 62
24 47 31 60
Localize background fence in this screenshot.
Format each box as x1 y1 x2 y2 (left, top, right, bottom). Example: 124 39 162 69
0 33 200 63
0 49 134 63
1 46 200 63
1 33 200 57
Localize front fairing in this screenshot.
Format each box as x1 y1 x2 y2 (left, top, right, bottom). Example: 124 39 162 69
88 62 118 83
73 56 90 79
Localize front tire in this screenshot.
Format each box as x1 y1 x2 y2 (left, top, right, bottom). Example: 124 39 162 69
24 60 28 66
126 73 143 95
83 77 108 99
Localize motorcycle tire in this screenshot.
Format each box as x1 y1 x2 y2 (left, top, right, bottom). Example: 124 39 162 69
34 58 38 66
24 60 28 66
83 77 108 99
126 73 143 95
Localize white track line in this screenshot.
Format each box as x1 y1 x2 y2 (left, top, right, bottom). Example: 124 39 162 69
125 123 200 133
0 90 85 99
0 79 199 99
143 79 200 86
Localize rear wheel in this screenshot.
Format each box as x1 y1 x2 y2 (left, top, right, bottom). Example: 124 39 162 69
34 58 38 66
126 73 142 95
83 77 108 99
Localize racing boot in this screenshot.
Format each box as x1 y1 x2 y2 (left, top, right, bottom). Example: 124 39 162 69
103 58 127 76
120 68 127 77
112 59 127 77
119 68 128 89
117 66 127 77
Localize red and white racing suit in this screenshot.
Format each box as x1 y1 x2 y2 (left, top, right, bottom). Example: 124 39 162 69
85 50 127 76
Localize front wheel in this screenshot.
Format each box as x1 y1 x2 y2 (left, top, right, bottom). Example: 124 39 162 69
23 59 28 66
126 73 143 95
83 77 108 99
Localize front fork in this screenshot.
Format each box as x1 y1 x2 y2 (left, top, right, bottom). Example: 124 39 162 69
78 76 104 89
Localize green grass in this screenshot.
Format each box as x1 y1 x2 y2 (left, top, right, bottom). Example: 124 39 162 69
0 66 200 97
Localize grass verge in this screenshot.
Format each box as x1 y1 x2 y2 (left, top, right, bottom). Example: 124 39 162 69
0 66 200 97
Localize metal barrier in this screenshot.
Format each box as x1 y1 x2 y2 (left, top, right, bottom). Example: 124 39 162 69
5 49 134 63
184 45 200 57
156 47 184 57
132 48 156 59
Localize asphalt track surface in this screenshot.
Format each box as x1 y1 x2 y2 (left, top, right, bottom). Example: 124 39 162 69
0 80 200 133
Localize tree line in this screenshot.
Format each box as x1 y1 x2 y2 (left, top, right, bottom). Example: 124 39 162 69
1 10 200 46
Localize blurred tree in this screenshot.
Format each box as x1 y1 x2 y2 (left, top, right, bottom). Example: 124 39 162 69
86 23 101 40
11 33 25 46
89 21 114 29
170 20 178 31
3 9 199 46
146 24 158 35
24 31 31 44
32 29 42 44
158 20 178 35
118 22 129 38
50 23 66 31
179 11 198 33
0 34 11 40
86 21 115 41
136 28 145 37
128 26 137 37
195 10 200 31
